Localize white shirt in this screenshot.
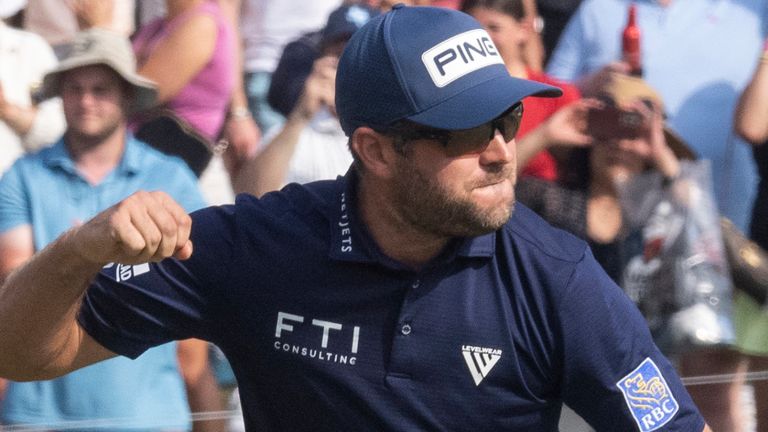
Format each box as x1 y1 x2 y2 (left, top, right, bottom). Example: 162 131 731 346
240 0 342 73
262 108 353 187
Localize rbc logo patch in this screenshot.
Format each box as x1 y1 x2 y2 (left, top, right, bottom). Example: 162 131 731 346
617 358 679 431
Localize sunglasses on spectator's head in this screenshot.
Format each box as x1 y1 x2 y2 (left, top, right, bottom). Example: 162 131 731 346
381 102 524 157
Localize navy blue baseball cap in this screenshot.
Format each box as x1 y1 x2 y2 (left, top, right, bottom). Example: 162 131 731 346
321 4 379 46
336 5 562 136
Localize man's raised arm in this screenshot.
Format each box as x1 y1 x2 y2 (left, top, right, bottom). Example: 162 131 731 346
0 191 192 381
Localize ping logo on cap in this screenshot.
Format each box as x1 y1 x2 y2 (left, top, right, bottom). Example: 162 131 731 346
421 29 503 88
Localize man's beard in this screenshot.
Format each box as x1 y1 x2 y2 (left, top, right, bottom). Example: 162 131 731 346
66 114 124 148
391 158 515 238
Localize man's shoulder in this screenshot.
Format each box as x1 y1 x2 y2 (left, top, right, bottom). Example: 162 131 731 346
3 141 62 174
128 138 196 173
224 178 339 227
254 175 336 206
559 0 625 28
190 178 339 257
501 203 588 264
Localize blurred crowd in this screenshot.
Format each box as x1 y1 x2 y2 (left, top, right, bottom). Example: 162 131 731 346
0 0 767 431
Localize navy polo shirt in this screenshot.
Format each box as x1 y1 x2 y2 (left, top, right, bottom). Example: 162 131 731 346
79 171 705 432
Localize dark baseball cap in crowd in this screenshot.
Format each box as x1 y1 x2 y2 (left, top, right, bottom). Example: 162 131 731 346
336 5 562 136
39 28 158 113
322 4 380 46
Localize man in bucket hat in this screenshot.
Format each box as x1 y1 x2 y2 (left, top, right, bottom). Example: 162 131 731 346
0 28 211 430
0 7 710 431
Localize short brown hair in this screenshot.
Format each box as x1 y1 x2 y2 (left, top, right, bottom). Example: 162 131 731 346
460 0 525 20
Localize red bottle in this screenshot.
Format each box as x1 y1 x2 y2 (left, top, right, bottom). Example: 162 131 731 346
622 3 643 76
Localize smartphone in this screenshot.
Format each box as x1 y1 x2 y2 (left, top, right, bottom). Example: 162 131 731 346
587 106 644 140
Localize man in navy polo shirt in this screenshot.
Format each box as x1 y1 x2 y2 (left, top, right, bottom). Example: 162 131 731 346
0 6 710 432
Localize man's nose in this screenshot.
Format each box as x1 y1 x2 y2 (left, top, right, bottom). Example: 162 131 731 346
479 130 514 165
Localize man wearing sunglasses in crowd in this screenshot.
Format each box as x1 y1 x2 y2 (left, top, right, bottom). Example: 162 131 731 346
0 5 710 432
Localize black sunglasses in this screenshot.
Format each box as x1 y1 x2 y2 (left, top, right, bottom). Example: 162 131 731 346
384 102 524 156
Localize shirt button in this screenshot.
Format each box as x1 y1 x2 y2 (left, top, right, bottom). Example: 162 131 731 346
401 324 412 335
411 280 420 289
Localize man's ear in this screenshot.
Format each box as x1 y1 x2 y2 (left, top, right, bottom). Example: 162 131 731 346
350 127 399 179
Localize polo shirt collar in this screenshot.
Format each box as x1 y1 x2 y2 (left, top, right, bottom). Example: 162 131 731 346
327 169 497 269
119 134 144 175
42 133 142 177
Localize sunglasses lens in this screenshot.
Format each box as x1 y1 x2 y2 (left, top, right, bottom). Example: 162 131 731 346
392 103 524 157
500 105 523 141
443 128 490 156
443 103 524 155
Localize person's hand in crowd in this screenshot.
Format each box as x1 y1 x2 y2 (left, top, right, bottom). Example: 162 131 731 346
70 191 193 266
632 99 679 179
221 114 261 178
515 98 596 170
291 55 338 122
0 83 35 136
538 98 598 148
0 84 10 122
70 0 114 30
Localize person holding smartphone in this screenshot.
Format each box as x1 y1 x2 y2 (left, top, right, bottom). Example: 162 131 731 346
517 73 746 431
517 72 685 282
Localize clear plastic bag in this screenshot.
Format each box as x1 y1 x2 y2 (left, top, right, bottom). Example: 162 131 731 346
619 160 735 354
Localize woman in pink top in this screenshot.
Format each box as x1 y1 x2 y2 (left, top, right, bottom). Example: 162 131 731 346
132 0 235 160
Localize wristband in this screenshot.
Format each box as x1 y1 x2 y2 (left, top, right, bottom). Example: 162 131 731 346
229 106 251 120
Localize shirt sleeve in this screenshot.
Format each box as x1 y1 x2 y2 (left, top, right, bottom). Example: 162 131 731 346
77 204 238 359
0 162 32 233
558 249 706 432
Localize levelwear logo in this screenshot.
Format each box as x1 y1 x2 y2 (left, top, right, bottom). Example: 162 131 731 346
421 29 503 88
461 345 502 386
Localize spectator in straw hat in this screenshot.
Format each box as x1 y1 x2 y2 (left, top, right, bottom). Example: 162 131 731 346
0 28 215 431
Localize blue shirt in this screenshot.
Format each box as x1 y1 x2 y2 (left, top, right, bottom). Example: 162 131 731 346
79 172 705 431
0 136 206 431
546 0 768 231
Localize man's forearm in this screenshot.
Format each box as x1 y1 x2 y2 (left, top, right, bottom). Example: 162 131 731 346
515 125 549 172
0 191 192 380
0 103 36 137
232 113 308 196
0 229 103 380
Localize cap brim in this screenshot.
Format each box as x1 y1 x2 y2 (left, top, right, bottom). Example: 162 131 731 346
405 74 562 130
